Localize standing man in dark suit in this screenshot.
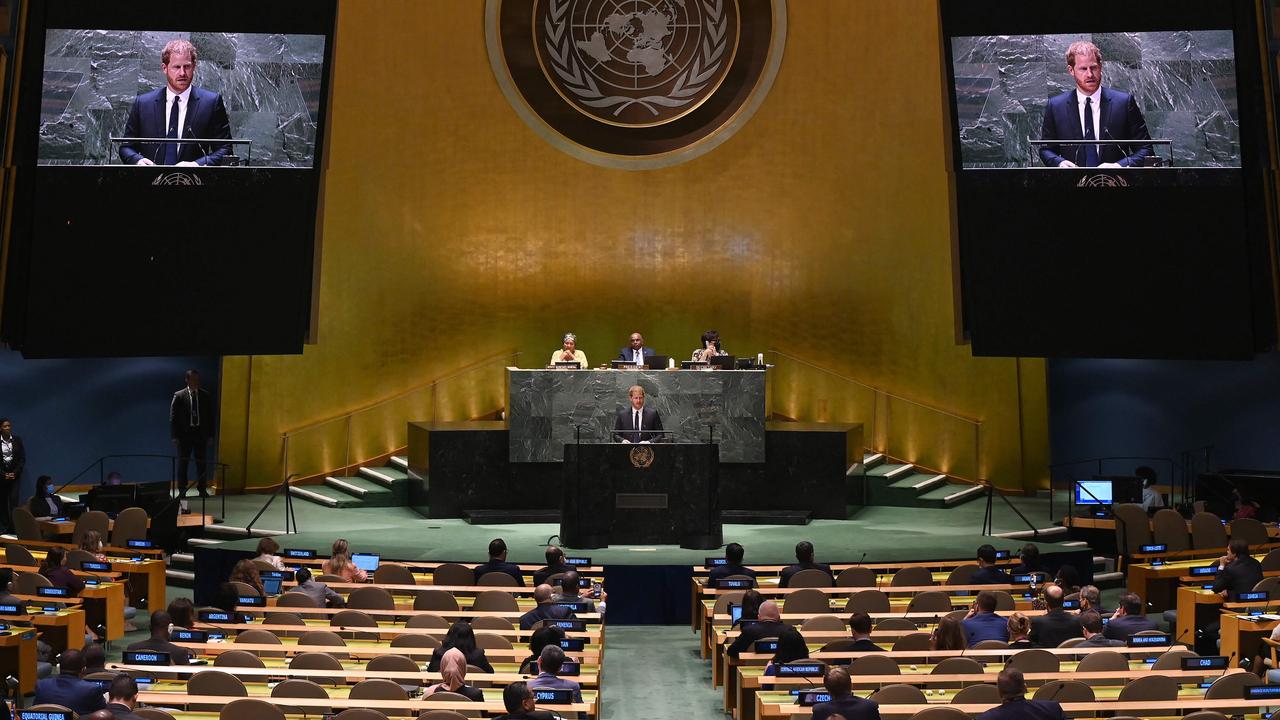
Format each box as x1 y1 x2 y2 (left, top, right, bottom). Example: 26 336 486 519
779 541 833 588
0 418 25 533
617 332 657 365
1039 41 1152 168
1030 584 1082 648
812 667 881 720
473 538 525 585
976 667 1067 720
119 39 231 166
171 370 215 499
613 385 663 443
708 542 758 588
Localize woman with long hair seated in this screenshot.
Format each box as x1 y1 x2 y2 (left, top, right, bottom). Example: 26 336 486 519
930 615 967 651
322 539 367 582
39 547 85 594
28 476 64 518
253 538 284 570
228 558 264 595
168 597 197 631
79 530 108 563
427 621 494 674
423 647 484 700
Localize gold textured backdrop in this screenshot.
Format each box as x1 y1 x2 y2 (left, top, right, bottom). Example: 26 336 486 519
218 0 1050 492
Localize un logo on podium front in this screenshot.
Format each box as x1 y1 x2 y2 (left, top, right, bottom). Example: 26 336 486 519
629 445 655 468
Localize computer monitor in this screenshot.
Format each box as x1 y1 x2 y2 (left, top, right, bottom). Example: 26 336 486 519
352 553 380 572
729 604 743 624
1074 480 1113 505
646 355 670 369
709 355 737 370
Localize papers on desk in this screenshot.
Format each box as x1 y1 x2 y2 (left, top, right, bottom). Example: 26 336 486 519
1240 613 1280 621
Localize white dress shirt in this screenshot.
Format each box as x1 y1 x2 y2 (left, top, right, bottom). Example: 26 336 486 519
166 86 192 140
1076 87 1102 152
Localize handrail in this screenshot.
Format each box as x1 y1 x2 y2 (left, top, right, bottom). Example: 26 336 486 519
280 349 520 482
981 482 1039 538
766 348 983 482
53 453 229 526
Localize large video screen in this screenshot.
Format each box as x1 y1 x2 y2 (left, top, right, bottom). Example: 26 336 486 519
941 0 1275 360
2 0 337 358
39 30 325 167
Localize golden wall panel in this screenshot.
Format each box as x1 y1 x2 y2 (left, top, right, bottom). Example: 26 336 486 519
218 0 1051 492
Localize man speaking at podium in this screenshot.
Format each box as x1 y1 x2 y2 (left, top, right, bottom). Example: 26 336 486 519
614 385 663 444
1039 41 1152 169
119 40 232 167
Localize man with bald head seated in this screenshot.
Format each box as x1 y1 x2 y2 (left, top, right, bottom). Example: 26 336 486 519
812 667 881 720
106 675 149 720
976 667 1067 720
518 584 576 630
553 571 606 615
726 600 786 657
532 546 571 587
34 648 106 714
1030 584 1082 648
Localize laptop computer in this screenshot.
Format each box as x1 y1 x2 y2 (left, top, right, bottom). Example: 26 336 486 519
646 354 670 369
261 576 283 596
352 552 380 573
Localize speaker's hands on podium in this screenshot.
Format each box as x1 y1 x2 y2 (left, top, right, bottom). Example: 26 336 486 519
1057 160 1078 168
136 158 156 166
1097 162 1121 169
176 161 200 167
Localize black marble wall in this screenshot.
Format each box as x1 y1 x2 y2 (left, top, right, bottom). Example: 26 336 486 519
39 31 324 167
953 32 1240 168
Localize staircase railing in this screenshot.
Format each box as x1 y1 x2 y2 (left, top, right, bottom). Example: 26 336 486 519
766 350 984 482
53 453 228 527
280 349 520 483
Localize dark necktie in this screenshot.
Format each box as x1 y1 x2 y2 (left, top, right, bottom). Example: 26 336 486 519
164 96 181 165
190 389 199 428
633 410 640 438
1083 97 1099 167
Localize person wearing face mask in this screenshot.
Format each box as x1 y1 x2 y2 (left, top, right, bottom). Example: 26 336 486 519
29 475 65 518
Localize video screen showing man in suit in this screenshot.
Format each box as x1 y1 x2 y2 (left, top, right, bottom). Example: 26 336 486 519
119 40 231 167
1038 41 1152 168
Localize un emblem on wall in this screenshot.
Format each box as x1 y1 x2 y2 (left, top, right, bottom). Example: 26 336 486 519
629 445 655 468
486 0 787 169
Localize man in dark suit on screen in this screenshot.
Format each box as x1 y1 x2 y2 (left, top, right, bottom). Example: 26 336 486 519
171 369 215 499
614 385 663 443
119 39 231 167
1039 41 1152 168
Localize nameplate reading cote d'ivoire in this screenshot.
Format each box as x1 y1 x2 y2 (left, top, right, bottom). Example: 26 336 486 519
486 0 787 168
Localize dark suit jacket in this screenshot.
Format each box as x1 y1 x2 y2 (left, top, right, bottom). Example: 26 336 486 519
493 711 556 720
1039 87 1152 167
170 387 216 440
472 559 525 586
1029 608 1082 648
779 562 833 588
34 674 107 714
518 602 575 630
1213 556 1264 597
108 701 151 720
532 563 571 587
43 566 85 594
0 435 24 481
708 564 757 587
813 693 881 720
119 86 232 165
617 347 657 363
1102 613 1157 642
127 635 192 665
726 619 787 657
972 566 1012 585
29 495 64 518
976 699 1067 720
427 645 493 674
850 638 884 652
613 405 663 443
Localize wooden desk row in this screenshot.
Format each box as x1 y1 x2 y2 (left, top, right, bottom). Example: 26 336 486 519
9 543 168 612
132 691 597 719
110 661 601 687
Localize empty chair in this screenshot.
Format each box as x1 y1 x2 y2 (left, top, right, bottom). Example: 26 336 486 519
188 670 247 710
299 630 348 658
989 590 1016 611
350 678 409 701
471 615 514 631
1151 508 1191 553
277 592 319 608
783 588 831 614
474 632 512 650
1254 576 1280 600
788 568 834 588
317 574 346 583
1007 648 1059 674
1184 713 1229 720
218 698 285 720
134 709 178 720
712 591 745 617
891 566 935 587
874 618 917 631
12 507 41 541
66 549 99 569
801 614 846 633
16 572 52 594
334 711 388 720
907 708 968 720
229 581 261 597
374 563 418 586
430 563 474 586
1230 517 1270 547
868 684 928 704
1075 650 1129 674
331 609 380 640
971 640 1008 649
1191 511 1229 550
418 712 469 720
471 590 519 612
1150 649 1198 671
1203 670 1262 702
289 652 344 671
1032 680 1094 704
891 632 933 651
234 628 285 658
845 590 890 614
905 591 953 614
414 590 460 612
4 543 36 567
109 506 149 548
213 650 266 668
1112 503 1153 555
271 679 332 715
367 654 421 673
71 510 109 548
252 560 278 573
264 611 309 637
848 654 900 676
1262 549 1280 572
835 567 877 587
931 657 984 675
391 633 442 649
950 683 1001 705
477 572 519 587
944 564 978 586
348 586 396 611
1117 673 1179 701
406 613 450 629
1057 637 1085 648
